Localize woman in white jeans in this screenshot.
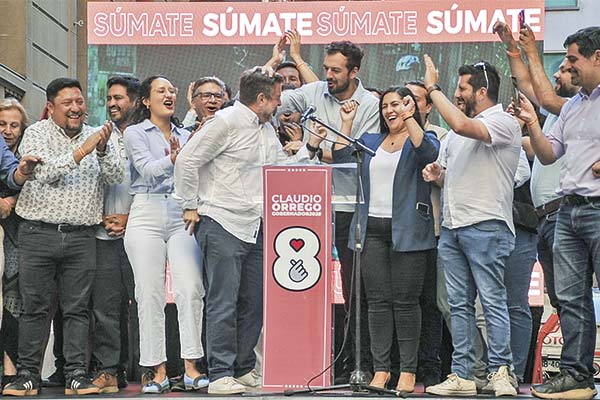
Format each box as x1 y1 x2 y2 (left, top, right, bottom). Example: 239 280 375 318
124 75 206 394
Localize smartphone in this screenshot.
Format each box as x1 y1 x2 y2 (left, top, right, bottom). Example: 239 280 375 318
518 9 526 29
511 76 521 109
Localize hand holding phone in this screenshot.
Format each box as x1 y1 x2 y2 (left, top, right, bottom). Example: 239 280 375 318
518 9 526 29
511 76 521 110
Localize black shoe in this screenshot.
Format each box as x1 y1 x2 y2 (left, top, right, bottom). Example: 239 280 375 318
42 369 65 387
117 369 128 389
1 375 16 388
531 370 597 400
2 374 41 396
65 374 100 396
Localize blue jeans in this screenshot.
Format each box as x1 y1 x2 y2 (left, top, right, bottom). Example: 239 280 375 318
504 227 538 380
439 220 515 379
553 201 600 379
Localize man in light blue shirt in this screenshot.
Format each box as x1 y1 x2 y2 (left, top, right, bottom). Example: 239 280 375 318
527 27 600 400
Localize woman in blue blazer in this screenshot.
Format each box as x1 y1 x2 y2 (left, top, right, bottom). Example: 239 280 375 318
326 86 439 392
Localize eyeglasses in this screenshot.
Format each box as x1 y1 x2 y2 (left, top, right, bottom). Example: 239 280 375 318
472 61 489 89
192 91 224 101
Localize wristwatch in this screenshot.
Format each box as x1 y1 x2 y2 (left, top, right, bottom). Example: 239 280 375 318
426 83 442 95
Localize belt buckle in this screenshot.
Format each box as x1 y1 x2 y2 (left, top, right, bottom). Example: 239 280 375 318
57 224 69 233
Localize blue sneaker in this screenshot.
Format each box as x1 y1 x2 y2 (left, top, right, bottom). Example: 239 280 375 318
184 374 209 391
140 377 170 394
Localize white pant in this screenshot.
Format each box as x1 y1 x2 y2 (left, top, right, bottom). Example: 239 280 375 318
124 194 204 366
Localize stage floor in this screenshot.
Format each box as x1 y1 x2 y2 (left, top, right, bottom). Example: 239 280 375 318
30 383 574 399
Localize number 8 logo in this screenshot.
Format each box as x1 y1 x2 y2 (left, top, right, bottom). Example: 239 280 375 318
273 226 322 291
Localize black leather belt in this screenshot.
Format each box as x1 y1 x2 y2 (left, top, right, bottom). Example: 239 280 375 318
37 221 92 233
535 198 562 219
562 194 600 206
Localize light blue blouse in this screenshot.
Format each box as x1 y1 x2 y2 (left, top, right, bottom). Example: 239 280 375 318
124 119 189 194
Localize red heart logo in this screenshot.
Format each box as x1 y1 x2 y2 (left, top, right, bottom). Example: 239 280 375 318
289 238 305 252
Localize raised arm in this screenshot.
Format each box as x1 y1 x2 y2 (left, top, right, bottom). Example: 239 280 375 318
286 29 319 84
423 55 491 143
493 21 538 105
519 25 566 115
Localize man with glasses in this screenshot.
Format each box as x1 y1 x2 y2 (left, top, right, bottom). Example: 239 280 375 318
421 57 521 397
183 77 227 131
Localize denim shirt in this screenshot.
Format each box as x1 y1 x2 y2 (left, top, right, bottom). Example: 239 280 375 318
332 131 439 252
0 136 20 191
124 119 189 194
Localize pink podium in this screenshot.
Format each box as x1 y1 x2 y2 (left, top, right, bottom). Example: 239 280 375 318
262 165 333 389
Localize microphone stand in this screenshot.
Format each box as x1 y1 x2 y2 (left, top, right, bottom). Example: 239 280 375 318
279 115 405 397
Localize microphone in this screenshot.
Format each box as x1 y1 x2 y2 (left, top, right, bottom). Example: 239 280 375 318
300 105 316 122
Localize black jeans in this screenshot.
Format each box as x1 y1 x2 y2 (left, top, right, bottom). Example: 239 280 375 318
90 239 125 373
335 211 372 372
537 212 559 312
361 217 428 373
195 216 263 381
417 247 442 379
17 220 96 380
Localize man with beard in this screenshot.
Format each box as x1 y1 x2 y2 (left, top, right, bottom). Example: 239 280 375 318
421 57 521 397
89 76 140 393
2 78 123 397
494 19 580 332
522 26 600 400
279 40 379 384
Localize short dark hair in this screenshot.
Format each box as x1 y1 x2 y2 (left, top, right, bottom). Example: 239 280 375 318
191 76 226 97
564 26 600 57
238 68 284 106
275 61 299 73
458 61 500 103
107 75 141 101
405 80 432 105
379 86 424 134
364 86 383 97
46 78 82 103
325 41 364 71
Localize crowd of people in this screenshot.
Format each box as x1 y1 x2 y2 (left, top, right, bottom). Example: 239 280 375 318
0 23 598 400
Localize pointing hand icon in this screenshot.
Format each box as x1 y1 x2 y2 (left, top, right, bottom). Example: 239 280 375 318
289 259 309 283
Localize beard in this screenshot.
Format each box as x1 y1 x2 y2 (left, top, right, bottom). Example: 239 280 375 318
555 84 578 98
463 96 477 118
327 78 351 95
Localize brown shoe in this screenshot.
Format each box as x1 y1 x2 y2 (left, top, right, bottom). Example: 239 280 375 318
397 372 416 393
369 371 390 389
92 372 118 394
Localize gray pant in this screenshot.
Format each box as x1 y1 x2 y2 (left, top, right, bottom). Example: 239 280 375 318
195 216 263 381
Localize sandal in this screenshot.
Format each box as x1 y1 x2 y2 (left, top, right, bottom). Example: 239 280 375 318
184 374 209 391
141 377 170 394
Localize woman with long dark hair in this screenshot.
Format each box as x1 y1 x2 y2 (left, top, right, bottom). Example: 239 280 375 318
314 86 439 392
123 76 206 394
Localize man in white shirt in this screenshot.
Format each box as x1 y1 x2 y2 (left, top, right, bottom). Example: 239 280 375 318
174 67 320 395
421 57 521 397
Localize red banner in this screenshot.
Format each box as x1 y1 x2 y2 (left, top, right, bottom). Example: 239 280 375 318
88 0 544 45
263 166 332 389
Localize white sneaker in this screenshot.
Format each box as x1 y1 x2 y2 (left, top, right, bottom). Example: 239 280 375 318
425 373 477 396
488 366 517 397
235 369 261 390
208 376 246 395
